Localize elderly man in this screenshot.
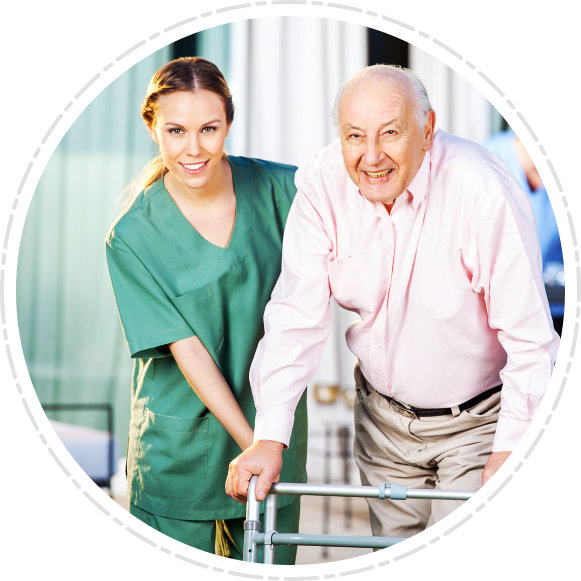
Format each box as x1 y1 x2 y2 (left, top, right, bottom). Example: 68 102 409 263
226 65 559 538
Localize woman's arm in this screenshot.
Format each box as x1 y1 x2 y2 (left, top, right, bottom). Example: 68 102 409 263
169 335 254 451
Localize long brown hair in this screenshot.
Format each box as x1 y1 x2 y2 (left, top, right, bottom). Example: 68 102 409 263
109 57 234 231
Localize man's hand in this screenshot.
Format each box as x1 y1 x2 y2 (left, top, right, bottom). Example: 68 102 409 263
482 451 511 485
225 440 284 503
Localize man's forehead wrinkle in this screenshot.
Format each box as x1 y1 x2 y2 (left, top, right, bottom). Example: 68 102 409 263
340 90 410 132
341 116 401 132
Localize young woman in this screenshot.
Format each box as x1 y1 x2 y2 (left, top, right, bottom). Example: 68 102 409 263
105 57 307 562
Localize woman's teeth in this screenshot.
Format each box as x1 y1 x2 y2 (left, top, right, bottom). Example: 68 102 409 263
182 162 206 170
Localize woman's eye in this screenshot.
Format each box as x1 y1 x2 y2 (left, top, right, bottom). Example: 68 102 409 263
169 128 184 135
201 126 217 133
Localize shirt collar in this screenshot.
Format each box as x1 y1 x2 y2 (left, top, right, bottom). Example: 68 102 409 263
406 149 431 210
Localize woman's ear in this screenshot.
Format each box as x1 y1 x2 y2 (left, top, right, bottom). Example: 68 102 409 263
146 123 159 143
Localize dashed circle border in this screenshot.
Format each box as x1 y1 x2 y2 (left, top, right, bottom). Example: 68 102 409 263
2 1 578 579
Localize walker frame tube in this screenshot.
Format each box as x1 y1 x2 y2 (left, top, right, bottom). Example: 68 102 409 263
243 476 474 563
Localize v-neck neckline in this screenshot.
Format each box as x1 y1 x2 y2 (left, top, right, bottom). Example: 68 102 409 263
162 156 244 252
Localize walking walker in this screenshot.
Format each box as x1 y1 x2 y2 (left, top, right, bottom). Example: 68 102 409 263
243 475 474 564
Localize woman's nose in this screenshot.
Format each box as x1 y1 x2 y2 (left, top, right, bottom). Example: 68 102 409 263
186 134 201 156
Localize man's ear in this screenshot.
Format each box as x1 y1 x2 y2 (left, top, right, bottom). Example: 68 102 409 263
423 110 436 152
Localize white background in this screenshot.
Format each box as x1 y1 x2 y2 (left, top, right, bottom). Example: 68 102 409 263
1 1 578 579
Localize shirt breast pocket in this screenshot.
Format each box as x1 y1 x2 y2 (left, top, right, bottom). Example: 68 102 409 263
328 255 372 313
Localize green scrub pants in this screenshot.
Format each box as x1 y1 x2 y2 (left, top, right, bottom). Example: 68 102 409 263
130 498 301 564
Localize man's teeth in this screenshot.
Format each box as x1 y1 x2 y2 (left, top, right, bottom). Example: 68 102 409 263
365 169 393 178
183 162 206 170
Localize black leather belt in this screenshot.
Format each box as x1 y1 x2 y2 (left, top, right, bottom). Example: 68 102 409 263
384 385 502 417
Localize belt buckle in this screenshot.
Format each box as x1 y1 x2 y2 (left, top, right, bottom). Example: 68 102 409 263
389 398 416 419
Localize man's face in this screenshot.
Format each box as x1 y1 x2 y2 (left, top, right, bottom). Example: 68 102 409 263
338 73 435 205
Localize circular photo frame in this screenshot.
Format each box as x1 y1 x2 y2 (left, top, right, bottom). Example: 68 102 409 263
1 1 578 579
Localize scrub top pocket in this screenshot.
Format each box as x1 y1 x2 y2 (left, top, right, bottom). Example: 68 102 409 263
136 409 209 502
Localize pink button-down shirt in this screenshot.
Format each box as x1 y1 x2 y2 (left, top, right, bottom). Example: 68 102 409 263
251 130 560 452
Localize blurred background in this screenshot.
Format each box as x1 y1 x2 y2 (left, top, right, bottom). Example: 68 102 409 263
16 15 563 563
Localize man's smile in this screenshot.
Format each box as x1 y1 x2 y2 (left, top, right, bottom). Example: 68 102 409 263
363 168 394 178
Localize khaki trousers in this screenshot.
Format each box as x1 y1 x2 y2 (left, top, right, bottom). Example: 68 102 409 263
353 365 500 539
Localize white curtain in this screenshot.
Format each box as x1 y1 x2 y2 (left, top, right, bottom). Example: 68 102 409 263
227 16 367 167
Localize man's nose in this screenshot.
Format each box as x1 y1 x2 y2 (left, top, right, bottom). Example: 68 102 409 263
363 137 383 165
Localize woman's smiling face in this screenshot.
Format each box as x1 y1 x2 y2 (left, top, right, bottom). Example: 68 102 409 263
148 89 231 197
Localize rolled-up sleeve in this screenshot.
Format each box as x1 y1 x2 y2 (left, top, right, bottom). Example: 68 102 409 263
251 181 334 446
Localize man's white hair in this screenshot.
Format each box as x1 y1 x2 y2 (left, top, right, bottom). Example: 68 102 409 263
332 64 433 131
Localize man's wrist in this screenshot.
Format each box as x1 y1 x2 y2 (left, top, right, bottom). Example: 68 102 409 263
255 439 285 452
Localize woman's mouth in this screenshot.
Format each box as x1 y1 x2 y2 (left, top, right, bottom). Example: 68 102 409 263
181 161 208 174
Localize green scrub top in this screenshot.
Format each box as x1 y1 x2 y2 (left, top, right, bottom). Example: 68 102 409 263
106 156 308 521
